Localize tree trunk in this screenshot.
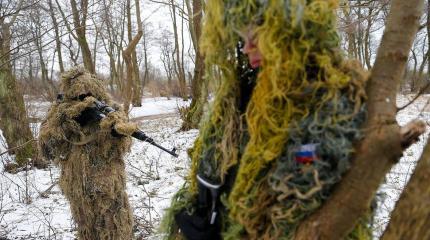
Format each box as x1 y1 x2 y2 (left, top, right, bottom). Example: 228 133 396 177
122 0 143 113
142 23 150 89
181 0 205 130
33 16 56 100
36 38 54 100
48 0 64 73
364 6 373 69
70 0 95 73
356 1 364 65
417 49 429 90
343 2 356 59
171 0 187 100
180 0 187 98
131 0 143 107
0 22 36 167
67 34 80 66
160 30 174 97
93 29 99 71
427 0 430 80
108 43 118 92
410 49 418 92
116 3 127 94
294 0 425 239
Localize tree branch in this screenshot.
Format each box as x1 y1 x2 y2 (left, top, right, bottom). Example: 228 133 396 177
397 81 430 112
8 0 25 26
0 139 35 157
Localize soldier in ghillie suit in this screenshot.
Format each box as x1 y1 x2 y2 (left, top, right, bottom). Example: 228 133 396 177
162 0 371 239
39 67 136 240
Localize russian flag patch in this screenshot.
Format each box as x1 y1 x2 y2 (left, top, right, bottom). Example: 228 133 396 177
294 143 319 164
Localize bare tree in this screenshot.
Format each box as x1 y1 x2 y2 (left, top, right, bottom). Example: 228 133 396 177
69 0 95 73
339 0 388 68
48 0 65 73
131 0 143 106
159 29 175 96
29 5 57 100
180 0 205 130
409 34 429 92
0 0 38 167
141 21 152 91
98 0 127 93
66 34 80 66
170 0 187 100
122 0 143 112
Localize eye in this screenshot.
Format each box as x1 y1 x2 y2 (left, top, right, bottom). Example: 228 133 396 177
78 94 87 101
78 93 92 101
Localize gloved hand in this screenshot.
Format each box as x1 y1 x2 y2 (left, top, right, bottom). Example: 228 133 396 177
100 111 138 136
175 207 221 240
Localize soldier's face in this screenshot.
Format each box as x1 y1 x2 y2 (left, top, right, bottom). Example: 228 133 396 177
242 28 262 69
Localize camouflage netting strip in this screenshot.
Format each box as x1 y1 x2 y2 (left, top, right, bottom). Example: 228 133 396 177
162 0 370 239
39 67 135 240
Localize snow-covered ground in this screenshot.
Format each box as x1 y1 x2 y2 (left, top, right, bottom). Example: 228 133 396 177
0 95 429 239
129 97 191 119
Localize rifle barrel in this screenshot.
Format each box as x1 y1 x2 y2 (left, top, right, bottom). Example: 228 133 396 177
131 131 178 157
92 101 179 158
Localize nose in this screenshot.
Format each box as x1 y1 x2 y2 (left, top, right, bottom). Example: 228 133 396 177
243 37 257 54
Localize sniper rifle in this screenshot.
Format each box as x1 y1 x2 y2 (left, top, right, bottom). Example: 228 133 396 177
57 93 179 158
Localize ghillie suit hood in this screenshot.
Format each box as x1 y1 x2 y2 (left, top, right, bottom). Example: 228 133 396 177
39 67 137 240
163 0 369 239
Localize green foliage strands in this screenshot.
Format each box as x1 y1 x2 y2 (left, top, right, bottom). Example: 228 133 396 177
162 0 370 239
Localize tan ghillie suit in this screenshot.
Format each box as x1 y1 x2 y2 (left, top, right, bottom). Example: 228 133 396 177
39 67 137 240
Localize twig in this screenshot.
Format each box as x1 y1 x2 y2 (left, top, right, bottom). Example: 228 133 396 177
397 81 430 111
39 181 59 198
0 139 35 157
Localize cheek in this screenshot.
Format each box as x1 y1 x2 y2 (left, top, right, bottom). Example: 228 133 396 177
253 51 263 60
248 48 263 62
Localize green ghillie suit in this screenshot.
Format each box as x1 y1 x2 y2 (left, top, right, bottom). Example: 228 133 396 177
39 67 137 240
163 0 371 239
